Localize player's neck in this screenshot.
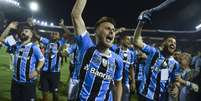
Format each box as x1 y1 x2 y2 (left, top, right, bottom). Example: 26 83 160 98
21 39 31 46
120 45 128 51
96 44 109 55
161 49 171 58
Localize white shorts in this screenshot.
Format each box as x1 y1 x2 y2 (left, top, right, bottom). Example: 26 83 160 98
67 78 79 100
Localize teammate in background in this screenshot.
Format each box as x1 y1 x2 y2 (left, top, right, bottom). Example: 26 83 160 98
0 22 45 101
111 34 136 101
175 52 199 101
34 30 67 101
64 43 80 101
133 10 180 101
173 50 182 62
59 18 81 101
71 0 123 101
134 50 147 96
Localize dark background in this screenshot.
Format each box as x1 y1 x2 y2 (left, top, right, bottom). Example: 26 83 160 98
0 0 201 52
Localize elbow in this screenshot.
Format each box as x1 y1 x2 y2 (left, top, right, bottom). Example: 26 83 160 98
133 40 140 46
133 39 143 48
71 11 80 20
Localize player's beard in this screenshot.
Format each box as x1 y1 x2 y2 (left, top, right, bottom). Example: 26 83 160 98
20 35 29 42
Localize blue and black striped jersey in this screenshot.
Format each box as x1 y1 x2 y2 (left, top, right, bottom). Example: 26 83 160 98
112 47 135 85
12 42 44 83
66 43 80 79
40 37 65 72
139 43 180 101
76 31 123 101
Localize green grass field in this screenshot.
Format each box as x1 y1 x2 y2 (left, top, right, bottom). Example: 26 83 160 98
0 47 136 101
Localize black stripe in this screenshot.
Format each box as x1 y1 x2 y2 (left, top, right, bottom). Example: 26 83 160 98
154 72 161 100
16 46 25 80
88 57 108 100
142 51 159 96
48 51 52 72
55 42 60 72
25 46 33 81
104 81 113 101
77 47 96 98
154 58 169 100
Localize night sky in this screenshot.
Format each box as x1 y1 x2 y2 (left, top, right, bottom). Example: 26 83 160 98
30 0 201 30
0 0 201 32
0 0 200 51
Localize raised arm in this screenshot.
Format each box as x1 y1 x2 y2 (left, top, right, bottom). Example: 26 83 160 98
115 27 126 35
133 21 144 49
0 22 18 42
133 10 151 49
71 0 87 35
59 19 74 36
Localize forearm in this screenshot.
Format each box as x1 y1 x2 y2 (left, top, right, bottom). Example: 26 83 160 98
133 21 144 48
130 66 135 82
0 27 11 42
61 25 74 35
36 60 44 71
114 81 122 101
71 0 87 18
71 0 87 35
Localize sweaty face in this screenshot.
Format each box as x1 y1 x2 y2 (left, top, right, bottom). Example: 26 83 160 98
95 22 115 48
20 29 33 42
163 38 176 55
51 32 60 41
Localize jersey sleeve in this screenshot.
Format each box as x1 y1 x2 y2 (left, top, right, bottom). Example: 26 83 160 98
129 50 135 65
40 37 49 45
141 43 157 55
33 45 45 62
58 38 66 46
114 55 123 81
67 44 77 55
110 44 118 52
170 62 180 82
74 31 94 52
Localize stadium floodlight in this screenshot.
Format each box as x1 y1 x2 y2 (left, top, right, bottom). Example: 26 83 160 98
196 23 201 30
50 22 54 26
4 0 20 7
36 20 40 24
41 21 45 26
32 19 37 23
29 1 39 12
44 22 48 26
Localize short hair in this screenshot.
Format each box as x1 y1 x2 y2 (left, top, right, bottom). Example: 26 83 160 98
162 35 176 42
18 22 38 35
95 16 116 30
18 22 33 32
181 52 192 63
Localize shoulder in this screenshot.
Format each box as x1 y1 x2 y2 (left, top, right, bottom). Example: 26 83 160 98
31 43 40 50
111 51 123 63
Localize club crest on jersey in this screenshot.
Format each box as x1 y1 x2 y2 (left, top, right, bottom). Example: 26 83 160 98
102 58 108 67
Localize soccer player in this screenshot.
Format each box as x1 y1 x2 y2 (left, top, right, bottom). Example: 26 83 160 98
64 43 80 101
175 52 199 101
71 0 123 101
111 34 136 101
59 19 81 101
135 50 147 93
34 31 68 101
0 22 45 101
133 10 180 101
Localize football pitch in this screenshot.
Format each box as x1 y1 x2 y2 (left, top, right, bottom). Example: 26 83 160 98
0 47 136 101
